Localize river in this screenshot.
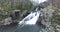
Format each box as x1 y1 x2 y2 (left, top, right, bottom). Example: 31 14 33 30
0 4 45 32
0 0 47 32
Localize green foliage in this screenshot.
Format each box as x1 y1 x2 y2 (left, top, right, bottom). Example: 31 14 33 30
15 2 34 10
2 2 8 11
2 1 13 13
0 15 7 21
0 0 34 21
0 2 13 21
7 7 13 13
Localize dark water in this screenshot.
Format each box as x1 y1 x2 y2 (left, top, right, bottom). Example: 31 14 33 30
0 23 45 32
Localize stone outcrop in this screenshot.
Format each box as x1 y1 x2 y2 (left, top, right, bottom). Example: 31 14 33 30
0 17 12 26
36 6 55 32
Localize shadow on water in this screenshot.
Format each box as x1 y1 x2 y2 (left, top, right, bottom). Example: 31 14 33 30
15 24 46 32
0 23 46 32
15 24 45 32
0 23 18 32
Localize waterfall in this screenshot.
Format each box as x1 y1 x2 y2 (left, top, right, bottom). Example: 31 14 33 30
18 0 47 26
18 6 43 26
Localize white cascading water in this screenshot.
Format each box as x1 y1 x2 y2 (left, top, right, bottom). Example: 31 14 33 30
25 12 39 24
18 0 47 25
18 7 42 25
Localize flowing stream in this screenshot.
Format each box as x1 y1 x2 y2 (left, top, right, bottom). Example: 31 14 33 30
19 8 41 25
0 5 44 32
0 0 47 32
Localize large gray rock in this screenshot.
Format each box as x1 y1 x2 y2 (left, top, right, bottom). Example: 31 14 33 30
3 17 12 25
0 17 12 25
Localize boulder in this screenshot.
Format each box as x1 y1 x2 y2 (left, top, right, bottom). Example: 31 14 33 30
10 10 20 20
3 17 12 25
